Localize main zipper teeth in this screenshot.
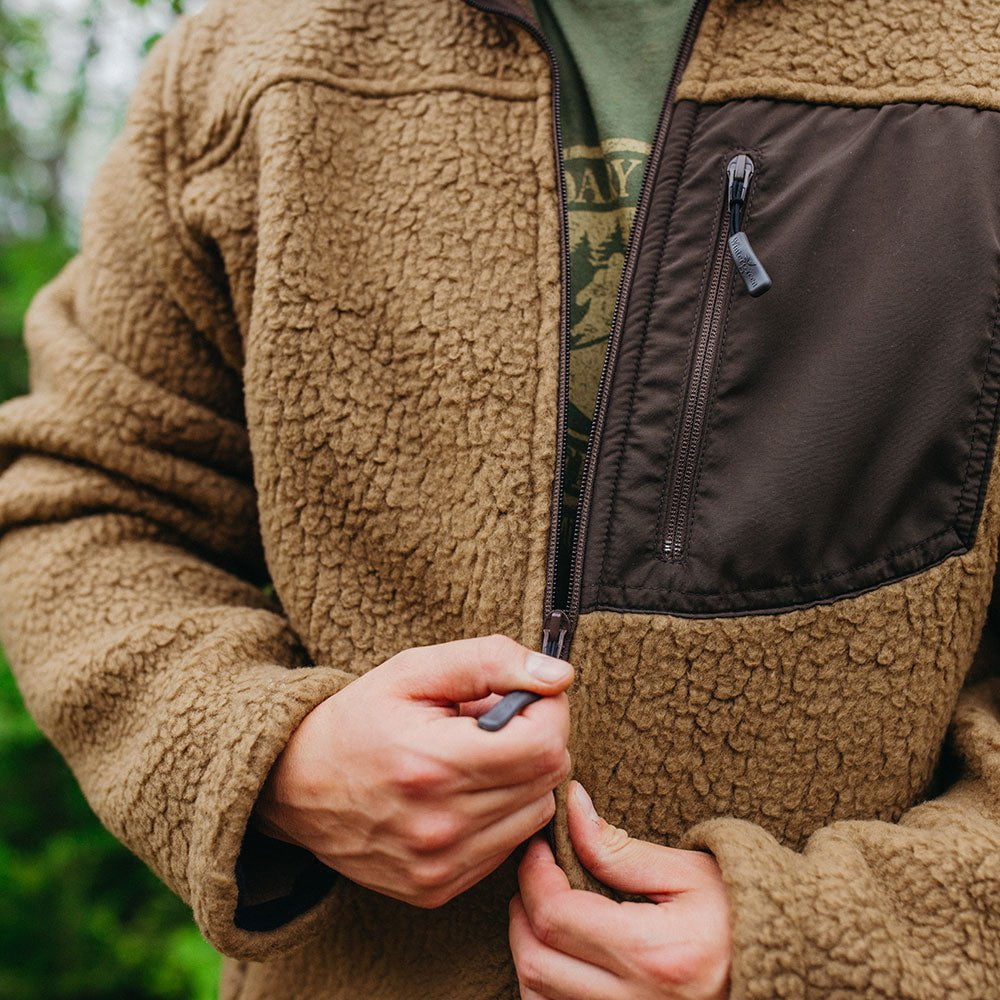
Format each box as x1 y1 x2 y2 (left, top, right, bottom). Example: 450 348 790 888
550 69 572 622
565 0 710 614
461 0 572 627
507 12 570 623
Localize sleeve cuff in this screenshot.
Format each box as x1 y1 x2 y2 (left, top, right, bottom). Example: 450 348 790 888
234 824 339 931
187 664 356 960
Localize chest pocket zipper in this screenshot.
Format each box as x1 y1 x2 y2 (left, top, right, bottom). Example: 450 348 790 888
662 152 770 562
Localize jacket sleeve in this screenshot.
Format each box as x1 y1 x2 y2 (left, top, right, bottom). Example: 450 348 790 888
680 601 1000 997
0 27 356 962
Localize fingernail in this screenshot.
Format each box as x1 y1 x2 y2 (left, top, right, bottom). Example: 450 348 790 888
526 653 572 683
572 781 600 823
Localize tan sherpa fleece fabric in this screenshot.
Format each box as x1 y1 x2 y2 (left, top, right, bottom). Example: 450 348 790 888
679 0 1000 109
2 1 1000 997
0 2 561 987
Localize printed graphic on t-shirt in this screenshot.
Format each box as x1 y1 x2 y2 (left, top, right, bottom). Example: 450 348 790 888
559 138 649 560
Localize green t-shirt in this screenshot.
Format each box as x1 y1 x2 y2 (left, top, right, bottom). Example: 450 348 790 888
529 0 697 593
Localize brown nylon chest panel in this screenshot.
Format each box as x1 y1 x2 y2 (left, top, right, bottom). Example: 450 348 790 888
580 98 1000 615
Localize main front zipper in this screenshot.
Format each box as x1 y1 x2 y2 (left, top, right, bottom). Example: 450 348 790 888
474 0 710 733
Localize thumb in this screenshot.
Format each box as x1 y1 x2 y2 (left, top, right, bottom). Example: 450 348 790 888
567 781 713 901
390 633 574 705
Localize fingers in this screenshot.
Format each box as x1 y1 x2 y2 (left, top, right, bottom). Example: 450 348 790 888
456 793 556 864
430 691 571 790
458 693 504 718
400 797 557 909
387 633 575 705
421 846 513 909
516 836 632 971
509 892 626 1000
461 758 571 829
567 781 721 901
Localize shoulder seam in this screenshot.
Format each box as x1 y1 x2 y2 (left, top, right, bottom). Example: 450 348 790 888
181 68 543 180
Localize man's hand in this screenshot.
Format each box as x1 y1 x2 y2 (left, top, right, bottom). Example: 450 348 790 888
509 780 731 999
252 634 574 908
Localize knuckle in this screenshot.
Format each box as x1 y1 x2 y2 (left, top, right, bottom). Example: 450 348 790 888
407 813 463 854
540 794 557 823
516 953 547 994
409 857 454 893
413 886 456 910
481 633 521 662
537 740 567 777
530 903 561 950
599 822 632 855
391 756 447 795
525 793 556 832
410 890 444 910
378 645 420 675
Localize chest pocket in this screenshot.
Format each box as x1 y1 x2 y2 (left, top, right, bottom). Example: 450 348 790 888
580 99 1000 616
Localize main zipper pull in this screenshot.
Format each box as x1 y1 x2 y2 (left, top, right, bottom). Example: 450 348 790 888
726 154 771 297
541 608 570 658
477 610 571 732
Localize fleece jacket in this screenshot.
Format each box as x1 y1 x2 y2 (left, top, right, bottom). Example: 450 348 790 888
3 1 1000 997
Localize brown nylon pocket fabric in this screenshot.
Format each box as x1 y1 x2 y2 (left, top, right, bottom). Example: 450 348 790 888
581 99 1000 615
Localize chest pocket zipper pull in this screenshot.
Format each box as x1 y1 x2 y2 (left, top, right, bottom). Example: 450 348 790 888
726 154 771 297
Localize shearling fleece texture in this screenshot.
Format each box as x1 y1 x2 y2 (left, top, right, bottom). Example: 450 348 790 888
678 0 1000 109
3 0 1000 998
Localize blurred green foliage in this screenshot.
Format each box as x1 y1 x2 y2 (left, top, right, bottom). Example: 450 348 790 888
0 1 222 996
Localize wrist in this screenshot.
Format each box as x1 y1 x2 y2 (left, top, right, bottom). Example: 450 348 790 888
249 758 303 848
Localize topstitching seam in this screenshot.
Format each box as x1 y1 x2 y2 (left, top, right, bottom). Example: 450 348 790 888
184 70 543 179
953 253 1000 544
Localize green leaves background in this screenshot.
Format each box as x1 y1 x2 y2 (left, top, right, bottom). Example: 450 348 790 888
1 2 221 996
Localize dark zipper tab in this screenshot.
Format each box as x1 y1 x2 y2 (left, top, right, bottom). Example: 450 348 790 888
477 609 574 731
726 154 771 296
